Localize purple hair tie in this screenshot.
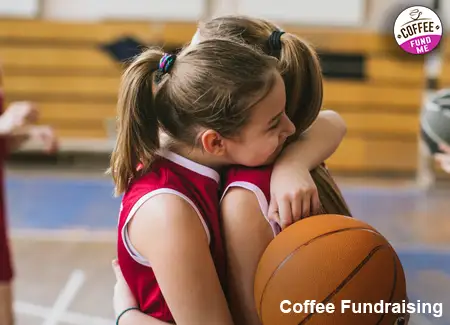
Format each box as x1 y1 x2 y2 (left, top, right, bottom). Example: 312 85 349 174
159 53 176 74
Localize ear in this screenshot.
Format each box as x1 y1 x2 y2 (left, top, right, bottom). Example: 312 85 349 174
200 129 226 156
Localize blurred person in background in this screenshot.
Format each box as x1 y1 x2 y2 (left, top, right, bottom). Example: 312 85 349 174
0 79 58 324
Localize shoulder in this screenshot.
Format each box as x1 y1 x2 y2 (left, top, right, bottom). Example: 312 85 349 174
221 165 273 217
221 187 267 228
129 192 210 249
220 187 273 255
133 192 204 232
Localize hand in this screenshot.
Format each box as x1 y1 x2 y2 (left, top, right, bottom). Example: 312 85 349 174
268 165 321 230
0 101 38 135
112 259 138 318
28 125 58 153
435 143 450 173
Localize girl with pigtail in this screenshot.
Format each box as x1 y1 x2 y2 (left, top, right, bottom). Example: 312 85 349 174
112 17 351 325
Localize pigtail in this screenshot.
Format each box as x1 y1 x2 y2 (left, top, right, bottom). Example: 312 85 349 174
279 34 324 135
311 164 352 217
110 49 166 196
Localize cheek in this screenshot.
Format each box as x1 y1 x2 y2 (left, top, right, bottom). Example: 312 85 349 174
264 134 281 150
253 136 279 158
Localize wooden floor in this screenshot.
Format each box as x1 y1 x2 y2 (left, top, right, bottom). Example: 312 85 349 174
4 165 450 325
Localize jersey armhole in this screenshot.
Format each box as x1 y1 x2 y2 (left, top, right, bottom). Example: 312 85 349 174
122 188 212 267
220 181 280 237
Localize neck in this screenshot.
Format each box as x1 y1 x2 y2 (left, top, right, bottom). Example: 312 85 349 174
159 130 227 169
169 146 225 170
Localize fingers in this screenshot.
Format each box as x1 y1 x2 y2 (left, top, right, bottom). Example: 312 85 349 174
40 127 58 153
290 195 302 221
301 192 311 218
297 187 319 219
439 143 450 154
24 102 39 124
267 197 279 224
278 198 293 229
9 101 39 125
29 125 58 153
311 191 322 215
435 153 450 173
112 259 125 281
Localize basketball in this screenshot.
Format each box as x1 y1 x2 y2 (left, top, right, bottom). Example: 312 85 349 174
421 88 450 154
254 214 408 325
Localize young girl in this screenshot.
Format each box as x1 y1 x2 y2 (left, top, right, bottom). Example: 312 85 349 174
112 38 299 325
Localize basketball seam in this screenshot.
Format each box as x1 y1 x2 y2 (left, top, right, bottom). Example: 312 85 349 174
375 253 399 325
298 244 385 325
257 227 381 323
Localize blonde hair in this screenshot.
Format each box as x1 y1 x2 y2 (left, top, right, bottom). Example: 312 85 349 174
197 15 323 135
110 39 278 195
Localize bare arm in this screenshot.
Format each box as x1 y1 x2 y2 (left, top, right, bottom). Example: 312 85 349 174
0 102 38 137
0 102 57 152
128 194 234 325
220 188 274 325
5 126 57 153
277 110 347 171
117 309 170 325
435 143 450 173
112 260 170 325
268 110 347 226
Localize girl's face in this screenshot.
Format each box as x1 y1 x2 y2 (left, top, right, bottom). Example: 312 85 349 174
223 72 296 167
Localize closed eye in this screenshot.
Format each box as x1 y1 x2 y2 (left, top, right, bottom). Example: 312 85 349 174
268 118 281 130
267 112 283 131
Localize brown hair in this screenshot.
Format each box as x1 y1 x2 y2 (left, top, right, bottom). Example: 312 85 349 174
312 164 352 217
197 15 323 136
110 39 278 195
197 16 351 217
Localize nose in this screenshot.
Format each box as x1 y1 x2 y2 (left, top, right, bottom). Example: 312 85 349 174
282 114 296 137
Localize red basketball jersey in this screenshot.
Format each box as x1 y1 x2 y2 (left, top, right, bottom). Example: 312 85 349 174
117 151 225 322
0 88 13 282
221 165 281 236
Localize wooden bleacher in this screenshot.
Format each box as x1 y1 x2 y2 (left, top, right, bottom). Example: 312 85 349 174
0 19 426 174
284 26 425 174
432 37 450 180
438 38 450 89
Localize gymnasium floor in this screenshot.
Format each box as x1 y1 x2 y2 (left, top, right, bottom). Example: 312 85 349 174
4 161 450 325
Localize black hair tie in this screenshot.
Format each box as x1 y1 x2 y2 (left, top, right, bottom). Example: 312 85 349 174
268 30 285 57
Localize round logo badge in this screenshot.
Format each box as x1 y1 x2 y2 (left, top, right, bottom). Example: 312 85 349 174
394 6 442 55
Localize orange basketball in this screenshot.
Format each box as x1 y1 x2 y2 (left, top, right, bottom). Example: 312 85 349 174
254 214 408 325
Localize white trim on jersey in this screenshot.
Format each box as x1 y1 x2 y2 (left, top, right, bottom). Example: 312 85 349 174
220 181 281 237
122 188 211 267
158 150 221 183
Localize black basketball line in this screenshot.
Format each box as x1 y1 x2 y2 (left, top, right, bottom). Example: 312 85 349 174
258 226 381 321
298 245 386 325
375 253 399 325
